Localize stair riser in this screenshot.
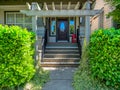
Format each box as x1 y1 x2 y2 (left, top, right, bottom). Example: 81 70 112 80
44 55 80 58
45 52 79 54
45 48 78 50
45 50 79 53
47 43 77 47
43 59 80 62
41 64 79 67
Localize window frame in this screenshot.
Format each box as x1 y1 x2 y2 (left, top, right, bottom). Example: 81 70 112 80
5 11 32 31
69 17 76 35
49 17 56 36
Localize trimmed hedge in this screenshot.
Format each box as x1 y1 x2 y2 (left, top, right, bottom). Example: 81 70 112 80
89 28 120 88
0 25 35 88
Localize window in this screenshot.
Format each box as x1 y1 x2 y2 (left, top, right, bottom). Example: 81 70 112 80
5 12 32 31
69 17 75 34
50 18 56 35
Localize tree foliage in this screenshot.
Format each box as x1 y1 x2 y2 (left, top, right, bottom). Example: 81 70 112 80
105 0 120 23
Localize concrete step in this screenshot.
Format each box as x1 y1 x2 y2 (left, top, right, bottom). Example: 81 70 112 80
43 58 80 62
45 48 78 50
46 46 78 49
41 62 80 67
41 43 80 67
45 50 79 53
44 54 80 58
47 43 77 47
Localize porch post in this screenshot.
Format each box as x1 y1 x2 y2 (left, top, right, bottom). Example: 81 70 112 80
85 0 91 44
85 16 91 43
32 16 38 61
32 16 37 33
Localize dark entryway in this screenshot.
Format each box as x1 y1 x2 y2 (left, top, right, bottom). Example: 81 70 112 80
57 19 69 41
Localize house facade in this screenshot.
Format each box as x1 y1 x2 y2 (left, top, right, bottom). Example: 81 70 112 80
0 0 114 66
0 0 113 43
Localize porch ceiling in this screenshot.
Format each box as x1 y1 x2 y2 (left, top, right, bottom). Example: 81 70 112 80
20 1 102 17
0 0 95 6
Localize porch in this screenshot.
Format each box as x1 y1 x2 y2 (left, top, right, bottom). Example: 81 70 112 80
20 0 103 67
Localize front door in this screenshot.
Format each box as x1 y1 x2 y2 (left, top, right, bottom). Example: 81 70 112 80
57 19 69 41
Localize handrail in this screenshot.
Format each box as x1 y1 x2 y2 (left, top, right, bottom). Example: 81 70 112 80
41 28 47 62
77 28 82 58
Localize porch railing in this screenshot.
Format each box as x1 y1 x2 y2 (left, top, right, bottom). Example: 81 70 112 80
41 28 47 61
77 28 82 58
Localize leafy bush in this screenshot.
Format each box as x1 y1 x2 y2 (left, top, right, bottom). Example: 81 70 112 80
73 39 114 90
89 28 120 88
0 25 35 88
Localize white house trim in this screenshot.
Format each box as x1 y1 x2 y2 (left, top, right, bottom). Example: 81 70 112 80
52 2 55 10
67 2 71 10
74 2 80 10
20 10 102 17
43 2 48 10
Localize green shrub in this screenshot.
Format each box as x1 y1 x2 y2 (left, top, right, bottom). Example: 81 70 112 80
73 38 114 90
89 28 120 88
0 25 35 88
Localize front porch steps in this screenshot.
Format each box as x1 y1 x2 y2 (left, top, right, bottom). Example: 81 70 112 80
41 43 80 67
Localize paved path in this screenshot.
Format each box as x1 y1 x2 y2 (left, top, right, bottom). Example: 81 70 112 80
42 67 76 90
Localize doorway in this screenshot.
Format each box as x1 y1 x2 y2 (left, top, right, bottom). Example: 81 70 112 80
57 19 69 41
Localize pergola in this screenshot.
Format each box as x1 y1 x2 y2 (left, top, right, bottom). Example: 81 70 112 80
20 0 103 43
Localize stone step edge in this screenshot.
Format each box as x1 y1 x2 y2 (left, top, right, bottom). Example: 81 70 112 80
44 53 80 56
46 47 78 49
43 58 80 59
45 50 78 52
41 62 80 64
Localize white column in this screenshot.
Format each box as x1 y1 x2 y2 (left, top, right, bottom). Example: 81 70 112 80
85 16 91 44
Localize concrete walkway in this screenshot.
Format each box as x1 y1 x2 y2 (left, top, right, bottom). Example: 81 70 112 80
42 67 76 90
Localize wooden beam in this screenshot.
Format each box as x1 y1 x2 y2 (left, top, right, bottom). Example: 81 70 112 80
20 9 102 17
52 2 55 10
26 2 31 10
60 2 62 10
67 2 71 10
31 2 41 10
74 2 80 10
44 2 48 10
82 1 91 10
32 16 37 32
85 16 91 43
